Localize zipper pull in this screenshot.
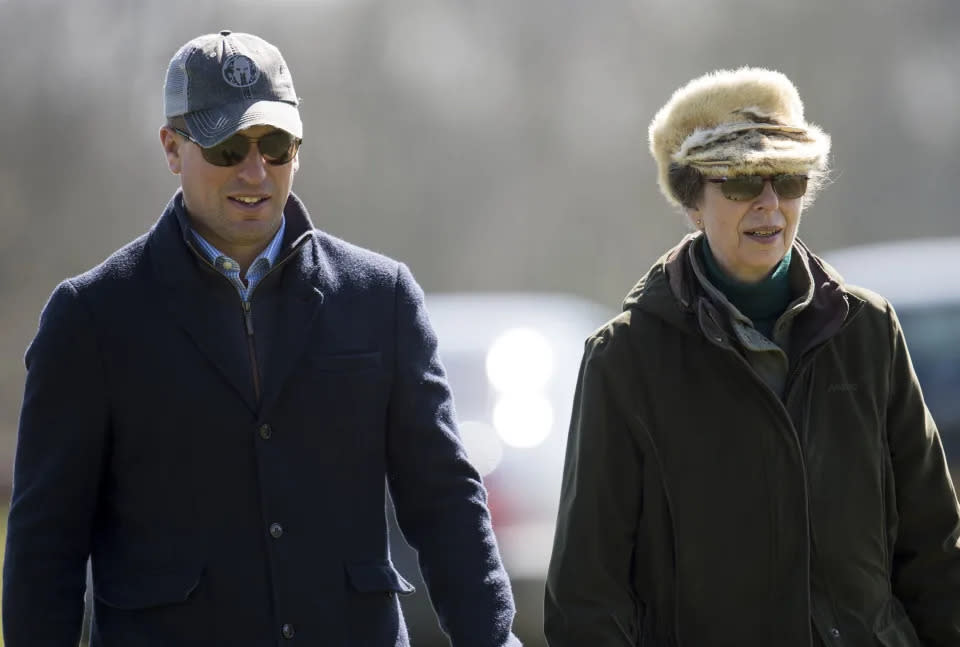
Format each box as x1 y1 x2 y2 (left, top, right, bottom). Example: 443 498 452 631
243 301 254 335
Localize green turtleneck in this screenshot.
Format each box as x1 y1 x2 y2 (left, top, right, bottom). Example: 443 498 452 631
700 238 793 339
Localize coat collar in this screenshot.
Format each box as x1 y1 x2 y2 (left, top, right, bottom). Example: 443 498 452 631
151 190 317 286
147 190 327 417
625 232 864 357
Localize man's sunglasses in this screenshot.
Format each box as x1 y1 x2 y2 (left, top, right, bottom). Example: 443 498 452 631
707 174 808 201
172 127 302 167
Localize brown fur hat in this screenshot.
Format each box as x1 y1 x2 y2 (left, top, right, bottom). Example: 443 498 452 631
649 67 831 208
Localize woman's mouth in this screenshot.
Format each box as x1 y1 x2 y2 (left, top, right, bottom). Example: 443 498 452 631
744 227 783 240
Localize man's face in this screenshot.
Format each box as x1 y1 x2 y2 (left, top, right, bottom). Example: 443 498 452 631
160 124 299 255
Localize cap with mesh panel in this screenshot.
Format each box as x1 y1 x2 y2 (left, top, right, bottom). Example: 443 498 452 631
163 30 302 147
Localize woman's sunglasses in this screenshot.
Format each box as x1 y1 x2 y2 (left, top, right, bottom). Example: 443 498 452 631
172 127 302 167
707 174 808 201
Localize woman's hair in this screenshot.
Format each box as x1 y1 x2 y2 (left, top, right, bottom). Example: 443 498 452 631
666 163 830 211
667 163 706 209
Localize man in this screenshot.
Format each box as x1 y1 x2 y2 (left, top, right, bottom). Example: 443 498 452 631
3 30 520 647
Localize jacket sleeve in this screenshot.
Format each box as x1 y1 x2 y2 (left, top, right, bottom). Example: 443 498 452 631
886 303 960 645
384 263 521 647
545 335 643 647
3 281 109 646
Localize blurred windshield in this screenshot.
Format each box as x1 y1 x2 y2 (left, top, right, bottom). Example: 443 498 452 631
898 303 960 451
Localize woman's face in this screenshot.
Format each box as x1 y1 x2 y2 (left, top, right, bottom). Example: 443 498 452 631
688 178 803 283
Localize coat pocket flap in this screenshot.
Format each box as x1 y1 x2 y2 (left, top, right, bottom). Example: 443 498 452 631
311 351 382 372
345 561 415 595
94 567 202 610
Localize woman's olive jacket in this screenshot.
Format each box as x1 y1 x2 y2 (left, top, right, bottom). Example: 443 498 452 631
545 235 960 647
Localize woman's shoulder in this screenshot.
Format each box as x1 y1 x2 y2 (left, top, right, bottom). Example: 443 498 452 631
583 310 634 356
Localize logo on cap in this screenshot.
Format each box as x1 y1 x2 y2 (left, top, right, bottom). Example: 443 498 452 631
222 55 260 88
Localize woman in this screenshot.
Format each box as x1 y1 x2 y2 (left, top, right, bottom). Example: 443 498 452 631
544 67 960 647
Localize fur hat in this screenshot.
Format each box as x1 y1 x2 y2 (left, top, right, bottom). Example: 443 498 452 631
648 67 831 208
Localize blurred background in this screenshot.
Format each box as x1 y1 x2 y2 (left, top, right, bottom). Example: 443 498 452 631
1 0 958 644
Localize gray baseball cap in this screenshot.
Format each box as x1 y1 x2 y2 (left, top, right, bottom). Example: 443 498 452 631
163 30 302 147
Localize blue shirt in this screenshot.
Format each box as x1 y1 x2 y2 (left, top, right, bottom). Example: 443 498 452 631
191 217 286 303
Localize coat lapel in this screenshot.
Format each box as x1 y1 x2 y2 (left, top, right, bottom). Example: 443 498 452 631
149 194 260 413
255 237 326 417
148 190 329 417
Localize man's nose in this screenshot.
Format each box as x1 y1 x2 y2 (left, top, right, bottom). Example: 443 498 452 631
235 144 268 183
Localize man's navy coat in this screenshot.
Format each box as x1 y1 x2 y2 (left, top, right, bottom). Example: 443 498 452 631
3 192 519 646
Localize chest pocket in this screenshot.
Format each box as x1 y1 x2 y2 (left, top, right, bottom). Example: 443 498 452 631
311 351 382 373
305 351 387 420
288 350 390 462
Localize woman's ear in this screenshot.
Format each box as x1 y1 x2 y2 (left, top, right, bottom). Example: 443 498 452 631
685 207 703 231
159 126 183 175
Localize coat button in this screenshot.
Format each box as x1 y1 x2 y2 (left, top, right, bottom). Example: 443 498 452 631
829 627 841 638
270 523 284 539
259 424 272 440
281 623 295 639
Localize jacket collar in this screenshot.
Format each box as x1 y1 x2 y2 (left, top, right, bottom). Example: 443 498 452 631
625 233 864 356
154 190 317 282
147 190 327 416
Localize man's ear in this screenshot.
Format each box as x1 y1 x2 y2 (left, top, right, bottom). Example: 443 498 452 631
159 126 183 175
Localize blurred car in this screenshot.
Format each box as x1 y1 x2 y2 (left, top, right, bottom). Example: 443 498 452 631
823 238 960 482
388 292 611 647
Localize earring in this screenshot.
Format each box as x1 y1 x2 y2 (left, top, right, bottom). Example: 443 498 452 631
696 219 703 229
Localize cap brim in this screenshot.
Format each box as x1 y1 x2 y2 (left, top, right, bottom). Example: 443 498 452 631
183 99 303 147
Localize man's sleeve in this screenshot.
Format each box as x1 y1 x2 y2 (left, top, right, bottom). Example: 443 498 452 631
885 302 960 645
3 281 109 646
544 337 643 647
384 263 521 647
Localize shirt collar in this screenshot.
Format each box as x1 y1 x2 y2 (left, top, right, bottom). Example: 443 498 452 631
191 216 287 271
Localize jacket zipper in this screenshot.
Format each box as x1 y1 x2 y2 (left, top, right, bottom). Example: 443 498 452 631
791 367 841 647
242 300 262 402
712 336 815 637
187 236 310 406
701 304 863 646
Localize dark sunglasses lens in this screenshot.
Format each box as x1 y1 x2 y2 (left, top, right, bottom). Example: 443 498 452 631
258 131 298 164
203 135 251 167
772 174 808 199
719 175 808 200
720 176 764 201
198 132 298 167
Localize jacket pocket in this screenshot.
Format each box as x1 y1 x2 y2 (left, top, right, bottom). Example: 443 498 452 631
94 567 203 610
345 560 416 595
874 598 923 647
344 561 415 646
311 351 382 373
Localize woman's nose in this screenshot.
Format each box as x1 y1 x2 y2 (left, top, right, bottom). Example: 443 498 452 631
752 180 779 210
